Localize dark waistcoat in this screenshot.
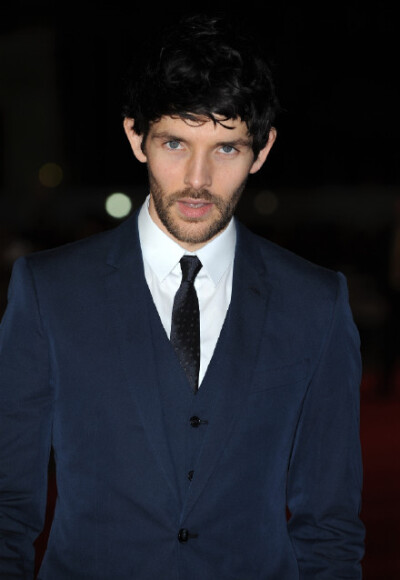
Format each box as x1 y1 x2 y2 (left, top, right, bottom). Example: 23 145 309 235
147 291 221 510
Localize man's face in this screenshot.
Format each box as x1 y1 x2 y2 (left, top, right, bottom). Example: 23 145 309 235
124 115 276 251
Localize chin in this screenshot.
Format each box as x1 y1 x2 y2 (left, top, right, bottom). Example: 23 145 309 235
169 220 223 248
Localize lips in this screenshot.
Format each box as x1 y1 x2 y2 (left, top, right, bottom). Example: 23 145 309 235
176 199 213 219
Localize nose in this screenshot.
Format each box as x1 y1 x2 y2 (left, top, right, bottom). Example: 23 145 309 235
183 152 212 191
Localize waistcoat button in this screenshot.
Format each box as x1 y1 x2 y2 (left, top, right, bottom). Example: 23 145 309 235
190 416 201 427
190 415 208 427
178 528 189 543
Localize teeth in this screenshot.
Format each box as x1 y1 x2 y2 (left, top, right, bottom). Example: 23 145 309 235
188 203 204 208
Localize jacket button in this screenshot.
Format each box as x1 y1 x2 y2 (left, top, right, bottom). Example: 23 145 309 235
187 470 194 481
178 528 189 543
190 415 207 427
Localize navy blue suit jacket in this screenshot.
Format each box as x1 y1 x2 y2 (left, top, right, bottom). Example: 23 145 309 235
0 212 364 578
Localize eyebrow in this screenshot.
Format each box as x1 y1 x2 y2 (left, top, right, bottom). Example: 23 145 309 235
150 132 252 149
215 138 252 149
150 132 183 142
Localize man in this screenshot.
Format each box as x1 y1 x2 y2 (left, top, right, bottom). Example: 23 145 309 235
0 13 364 579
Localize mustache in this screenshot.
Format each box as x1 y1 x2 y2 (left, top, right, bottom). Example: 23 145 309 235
166 189 217 204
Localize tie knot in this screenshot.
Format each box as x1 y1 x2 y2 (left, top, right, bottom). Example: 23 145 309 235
180 255 202 284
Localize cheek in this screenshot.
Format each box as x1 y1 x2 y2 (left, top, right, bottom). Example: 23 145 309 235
149 158 184 190
214 165 249 194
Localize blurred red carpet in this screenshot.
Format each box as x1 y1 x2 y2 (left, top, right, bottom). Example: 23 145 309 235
34 371 400 578
360 370 400 579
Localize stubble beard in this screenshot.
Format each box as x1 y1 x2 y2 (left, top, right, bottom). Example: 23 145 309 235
148 168 247 246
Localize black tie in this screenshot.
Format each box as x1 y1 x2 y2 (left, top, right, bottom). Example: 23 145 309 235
170 256 202 392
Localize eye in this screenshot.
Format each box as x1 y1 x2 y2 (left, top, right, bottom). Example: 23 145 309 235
165 140 182 150
219 144 237 154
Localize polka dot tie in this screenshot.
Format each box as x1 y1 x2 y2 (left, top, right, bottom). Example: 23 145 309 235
170 256 202 392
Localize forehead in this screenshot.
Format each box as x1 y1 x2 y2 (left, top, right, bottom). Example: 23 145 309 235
148 115 251 141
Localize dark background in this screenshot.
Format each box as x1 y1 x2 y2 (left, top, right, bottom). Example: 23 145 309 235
1 2 399 577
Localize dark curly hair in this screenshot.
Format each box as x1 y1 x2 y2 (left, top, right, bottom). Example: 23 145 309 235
122 14 279 158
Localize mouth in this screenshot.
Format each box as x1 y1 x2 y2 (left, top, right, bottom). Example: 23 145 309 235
186 202 208 208
176 198 214 219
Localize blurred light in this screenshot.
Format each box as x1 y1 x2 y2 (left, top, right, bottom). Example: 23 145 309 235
253 191 278 215
3 239 34 264
38 162 63 187
105 192 132 219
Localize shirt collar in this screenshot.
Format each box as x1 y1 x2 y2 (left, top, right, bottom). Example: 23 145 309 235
138 195 236 286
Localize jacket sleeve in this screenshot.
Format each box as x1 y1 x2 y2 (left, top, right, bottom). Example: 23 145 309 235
0 257 53 579
286 272 365 578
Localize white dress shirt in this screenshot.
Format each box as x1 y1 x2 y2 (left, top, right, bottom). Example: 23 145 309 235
138 196 236 386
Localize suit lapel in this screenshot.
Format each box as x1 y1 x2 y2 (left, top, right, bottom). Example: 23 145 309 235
182 224 273 519
104 214 180 509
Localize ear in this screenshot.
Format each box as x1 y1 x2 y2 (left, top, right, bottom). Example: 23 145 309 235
249 127 277 174
123 117 147 163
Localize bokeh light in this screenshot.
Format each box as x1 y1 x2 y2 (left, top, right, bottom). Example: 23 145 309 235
253 191 278 216
38 163 63 188
105 192 132 219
